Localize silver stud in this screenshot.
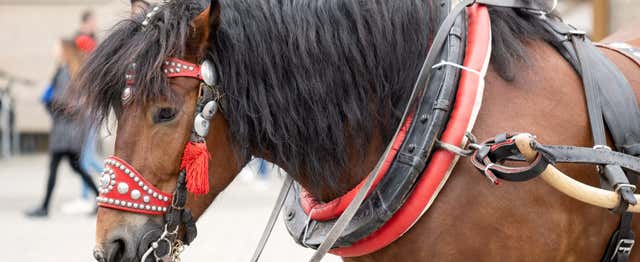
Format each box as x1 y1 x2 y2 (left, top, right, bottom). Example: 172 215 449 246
114 200 120 205
131 189 141 200
138 181 144 187
176 68 181 73
163 196 169 202
145 205 151 210
165 61 170 65
143 185 149 191
120 201 126 207
108 199 114 204
169 68 174 73
133 203 139 209
126 202 132 208
117 182 129 194
110 180 116 186
162 207 167 212
188 66 194 70
182 65 188 69
125 169 131 175
134 177 140 182
143 196 150 203
153 192 158 198
151 206 157 211
171 62 175 66
164 69 168 73
147 189 153 195
108 185 113 190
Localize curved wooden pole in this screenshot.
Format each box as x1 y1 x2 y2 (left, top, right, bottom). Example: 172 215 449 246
513 134 640 213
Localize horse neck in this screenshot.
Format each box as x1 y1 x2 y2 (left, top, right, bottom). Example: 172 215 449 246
256 127 385 203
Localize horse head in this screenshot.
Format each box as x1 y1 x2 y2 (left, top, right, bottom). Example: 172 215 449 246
72 1 242 261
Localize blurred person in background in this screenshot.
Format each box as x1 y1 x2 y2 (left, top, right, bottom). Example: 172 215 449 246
61 10 103 215
25 38 99 218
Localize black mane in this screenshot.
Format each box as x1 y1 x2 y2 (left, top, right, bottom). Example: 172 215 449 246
74 0 557 198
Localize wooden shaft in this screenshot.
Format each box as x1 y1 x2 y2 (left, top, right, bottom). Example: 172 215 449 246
592 0 609 41
513 134 640 213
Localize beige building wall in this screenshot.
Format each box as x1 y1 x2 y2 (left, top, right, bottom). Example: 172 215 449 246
0 0 129 133
610 0 640 32
0 0 639 135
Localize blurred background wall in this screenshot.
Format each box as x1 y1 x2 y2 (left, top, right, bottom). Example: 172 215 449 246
0 0 129 153
0 0 638 155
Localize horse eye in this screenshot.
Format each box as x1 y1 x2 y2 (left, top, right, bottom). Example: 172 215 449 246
154 107 177 123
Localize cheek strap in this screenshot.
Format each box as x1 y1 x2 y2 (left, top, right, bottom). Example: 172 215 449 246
164 57 220 196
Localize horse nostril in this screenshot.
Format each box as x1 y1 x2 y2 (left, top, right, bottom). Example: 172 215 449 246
107 239 126 262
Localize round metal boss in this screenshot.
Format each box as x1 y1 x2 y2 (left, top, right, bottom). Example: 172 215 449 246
117 182 130 194
200 60 216 86
121 87 132 104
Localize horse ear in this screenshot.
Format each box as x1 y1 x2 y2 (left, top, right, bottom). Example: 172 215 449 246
130 0 150 16
188 0 221 60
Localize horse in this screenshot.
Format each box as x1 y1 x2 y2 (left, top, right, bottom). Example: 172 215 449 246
71 0 640 261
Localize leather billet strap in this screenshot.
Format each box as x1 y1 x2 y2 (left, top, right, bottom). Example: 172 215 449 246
470 134 640 183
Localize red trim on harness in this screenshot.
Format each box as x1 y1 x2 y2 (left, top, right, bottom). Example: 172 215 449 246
300 115 414 221
96 156 173 215
329 5 491 257
163 58 204 81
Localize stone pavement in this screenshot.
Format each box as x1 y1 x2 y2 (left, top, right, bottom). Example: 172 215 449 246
0 154 341 261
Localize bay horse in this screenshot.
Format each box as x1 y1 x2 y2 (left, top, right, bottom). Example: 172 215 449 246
71 0 640 261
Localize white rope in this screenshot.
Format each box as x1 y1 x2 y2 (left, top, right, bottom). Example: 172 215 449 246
432 60 483 77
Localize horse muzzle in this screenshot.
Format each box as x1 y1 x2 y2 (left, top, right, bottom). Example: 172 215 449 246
94 219 165 262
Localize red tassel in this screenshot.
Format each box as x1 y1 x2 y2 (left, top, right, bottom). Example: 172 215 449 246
180 141 211 195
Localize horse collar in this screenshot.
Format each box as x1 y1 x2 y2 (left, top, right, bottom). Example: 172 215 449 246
282 3 492 257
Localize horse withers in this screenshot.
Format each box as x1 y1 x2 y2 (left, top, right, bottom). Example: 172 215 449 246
70 0 640 261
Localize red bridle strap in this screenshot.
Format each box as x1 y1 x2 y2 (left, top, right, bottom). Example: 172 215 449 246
163 57 204 81
96 156 173 215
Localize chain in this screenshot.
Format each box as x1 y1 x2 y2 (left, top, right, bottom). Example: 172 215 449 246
171 240 185 262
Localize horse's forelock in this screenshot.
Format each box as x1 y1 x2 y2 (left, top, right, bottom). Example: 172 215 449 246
70 1 206 127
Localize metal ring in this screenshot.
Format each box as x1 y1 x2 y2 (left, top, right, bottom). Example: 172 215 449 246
153 238 173 260
436 140 475 157
593 144 612 151
615 184 638 193
164 224 180 235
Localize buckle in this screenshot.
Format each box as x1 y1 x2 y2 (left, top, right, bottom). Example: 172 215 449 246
612 239 635 260
615 184 638 194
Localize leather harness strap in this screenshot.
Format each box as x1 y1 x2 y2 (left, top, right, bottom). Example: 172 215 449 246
470 134 640 182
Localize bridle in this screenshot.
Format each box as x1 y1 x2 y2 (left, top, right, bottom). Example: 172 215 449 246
97 53 222 262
